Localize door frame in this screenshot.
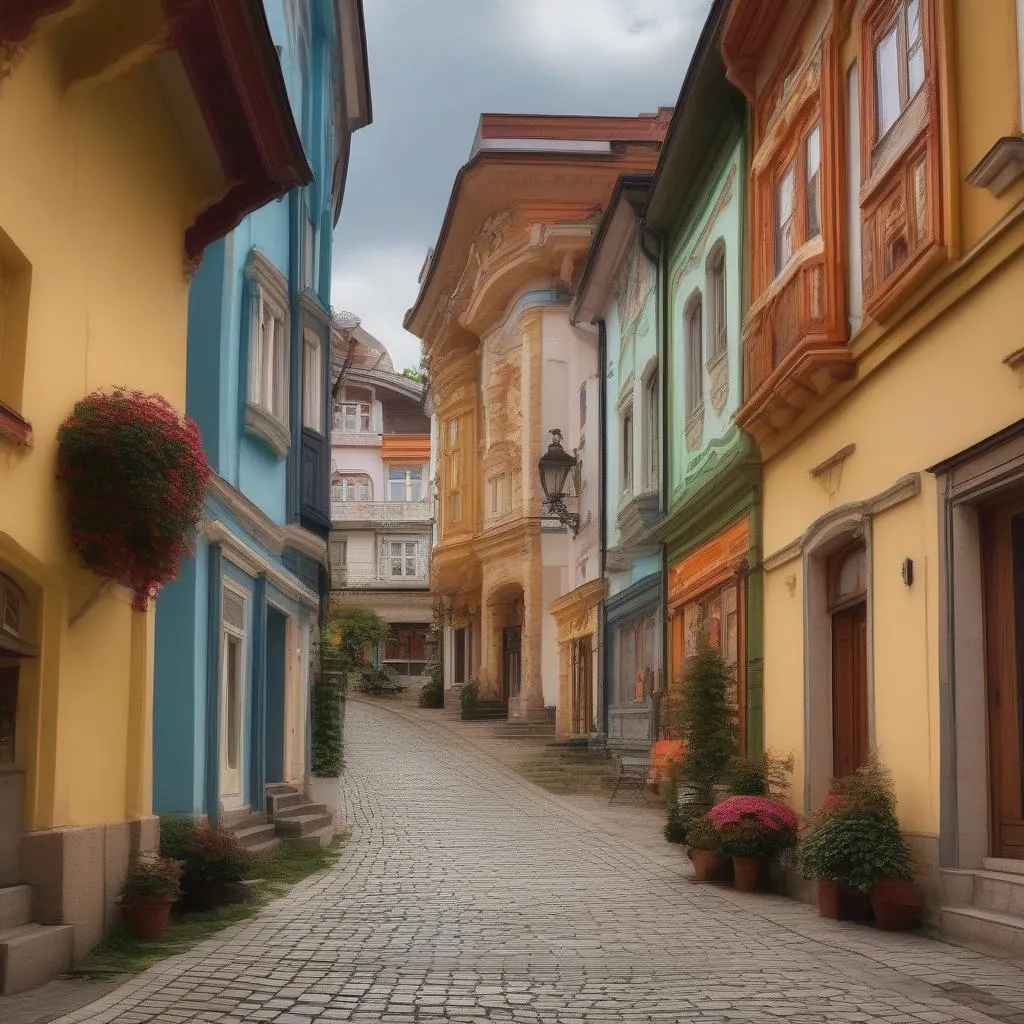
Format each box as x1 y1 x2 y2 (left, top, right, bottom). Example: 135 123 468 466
219 580 249 807
502 626 521 703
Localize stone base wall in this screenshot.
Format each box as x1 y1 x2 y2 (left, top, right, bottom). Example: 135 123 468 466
20 816 159 958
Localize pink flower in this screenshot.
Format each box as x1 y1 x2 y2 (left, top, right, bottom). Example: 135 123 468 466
708 796 798 835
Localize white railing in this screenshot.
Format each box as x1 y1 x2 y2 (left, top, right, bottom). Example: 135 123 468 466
330 430 382 447
330 499 433 524
333 559 429 588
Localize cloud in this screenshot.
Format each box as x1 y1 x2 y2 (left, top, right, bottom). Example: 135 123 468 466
516 0 703 65
330 245 426 373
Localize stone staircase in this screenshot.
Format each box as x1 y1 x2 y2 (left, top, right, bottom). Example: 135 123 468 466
517 741 618 795
0 884 73 995
940 858 1024 956
221 806 281 857
266 784 335 849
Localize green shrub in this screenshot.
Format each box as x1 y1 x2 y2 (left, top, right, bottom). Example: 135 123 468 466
687 814 720 852
158 817 252 891
122 854 182 903
676 644 738 804
664 802 704 845
356 664 405 694
419 660 444 708
726 749 795 798
460 682 479 714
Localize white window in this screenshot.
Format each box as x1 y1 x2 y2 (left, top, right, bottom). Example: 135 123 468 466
302 331 323 433
873 0 925 140
805 124 822 240
337 401 371 433
249 286 288 422
331 473 372 501
686 295 704 413
644 372 659 492
622 407 633 493
775 160 797 275
385 540 422 579
388 467 423 501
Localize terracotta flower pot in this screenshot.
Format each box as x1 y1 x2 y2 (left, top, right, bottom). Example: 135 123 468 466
122 896 174 940
689 848 733 882
871 878 921 931
732 856 763 893
817 880 873 921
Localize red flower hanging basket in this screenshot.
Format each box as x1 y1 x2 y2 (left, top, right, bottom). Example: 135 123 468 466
57 389 210 611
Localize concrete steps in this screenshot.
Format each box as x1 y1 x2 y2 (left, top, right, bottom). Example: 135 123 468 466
266 784 336 846
518 743 618 796
223 807 282 856
0 886 74 996
940 860 1024 957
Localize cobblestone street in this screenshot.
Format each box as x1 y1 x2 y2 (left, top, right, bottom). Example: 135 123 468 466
49 700 1024 1024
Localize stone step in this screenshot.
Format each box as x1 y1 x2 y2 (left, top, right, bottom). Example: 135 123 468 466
283 824 336 851
266 790 304 815
0 886 32 930
233 822 279 849
0 923 74 996
274 802 328 821
222 806 266 831
265 782 299 796
941 867 1024 915
983 857 1024 877
275 812 333 838
246 837 283 858
940 904 1024 957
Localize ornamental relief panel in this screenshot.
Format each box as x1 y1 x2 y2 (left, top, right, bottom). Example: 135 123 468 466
615 239 655 341
670 165 736 290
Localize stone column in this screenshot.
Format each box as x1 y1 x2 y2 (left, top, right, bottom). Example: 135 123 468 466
521 546 545 720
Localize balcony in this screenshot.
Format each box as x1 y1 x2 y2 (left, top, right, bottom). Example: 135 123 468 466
330 429 382 447
333 559 429 589
330 498 433 525
736 255 853 445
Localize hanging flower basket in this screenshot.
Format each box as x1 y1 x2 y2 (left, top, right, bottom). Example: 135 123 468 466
57 389 210 612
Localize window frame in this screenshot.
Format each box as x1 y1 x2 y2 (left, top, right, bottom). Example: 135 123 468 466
706 241 727 360
621 405 634 494
388 466 423 502
301 330 323 433
384 538 424 580
868 0 926 145
220 581 249 777
685 292 704 414
331 473 372 502
643 369 659 493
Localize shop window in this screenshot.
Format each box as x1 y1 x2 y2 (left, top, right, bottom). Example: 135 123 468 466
682 582 739 676
614 613 659 706
384 624 429 677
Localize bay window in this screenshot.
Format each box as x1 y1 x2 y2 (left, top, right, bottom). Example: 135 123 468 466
872 0 924 140
643 371 658 492
772 121 823 280
249 286 288 423
302 331 323 433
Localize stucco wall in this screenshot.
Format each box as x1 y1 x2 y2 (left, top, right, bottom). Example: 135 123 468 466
762 240 1024 833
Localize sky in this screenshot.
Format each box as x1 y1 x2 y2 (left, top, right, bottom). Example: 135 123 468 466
329 0 714 373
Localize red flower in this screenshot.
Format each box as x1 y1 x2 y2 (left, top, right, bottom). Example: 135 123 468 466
708 795 799 835
57 389 210 611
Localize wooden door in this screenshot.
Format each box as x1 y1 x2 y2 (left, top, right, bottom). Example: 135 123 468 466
831 604 869 779
983 497 1024 859
571 636 593 736
502 627 521 703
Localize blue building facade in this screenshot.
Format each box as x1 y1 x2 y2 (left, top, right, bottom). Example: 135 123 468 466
153 0 371 822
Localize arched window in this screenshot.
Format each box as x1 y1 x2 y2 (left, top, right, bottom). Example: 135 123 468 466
331 472 372 502
706 240 727 359
685 292 704 414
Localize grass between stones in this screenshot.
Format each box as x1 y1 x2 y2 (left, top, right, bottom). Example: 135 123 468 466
69 834 347 978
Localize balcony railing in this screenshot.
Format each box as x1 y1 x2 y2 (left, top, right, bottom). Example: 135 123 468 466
332 559 429 589
330 498 433 524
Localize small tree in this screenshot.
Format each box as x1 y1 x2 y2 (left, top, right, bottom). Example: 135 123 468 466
312 608 389 776
678 642 739 805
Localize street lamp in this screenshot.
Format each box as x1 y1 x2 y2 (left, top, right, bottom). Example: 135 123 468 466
537 428 580 536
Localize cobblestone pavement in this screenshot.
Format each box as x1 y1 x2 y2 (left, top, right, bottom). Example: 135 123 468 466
52 699 1024 1024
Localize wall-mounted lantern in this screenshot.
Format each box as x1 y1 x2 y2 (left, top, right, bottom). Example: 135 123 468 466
537 428 581 536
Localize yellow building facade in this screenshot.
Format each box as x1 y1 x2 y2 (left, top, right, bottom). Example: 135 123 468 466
0 1 309 976
722 0 1024 936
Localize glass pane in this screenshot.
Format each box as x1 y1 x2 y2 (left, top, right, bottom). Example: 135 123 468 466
906 0 921 45
908 42 924 96
875 25 900 135
805 123 821 178
389 479 404 501
405 557 416 576
775 162 796 273
391 558 402 575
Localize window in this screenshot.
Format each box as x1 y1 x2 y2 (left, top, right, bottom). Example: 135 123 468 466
384 624 429 677
329 538 347 573
614 613 659 706
302 202 317 292
448 419 458 446
873 0 925 140
385 540 422 579
444 417 462 524
686 296 704 413
805 124 822 240
331 473 371 501
775 161 797 275
302 332 323 432
336 401 371 433
579 384 587 429
248 286 288 422
453 627 468 684
681 582 739 685
707 243 727 358
643 372 659 492
388 467 423 502
621 407 633 493
221 586 247 778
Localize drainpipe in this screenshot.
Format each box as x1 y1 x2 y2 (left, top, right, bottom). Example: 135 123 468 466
597 318 608 740
638 214 672 721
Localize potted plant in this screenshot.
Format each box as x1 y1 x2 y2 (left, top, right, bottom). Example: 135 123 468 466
797 758 920 929
687 814 733 882
120 854 182 940
708 795 798 892
161 818 253 911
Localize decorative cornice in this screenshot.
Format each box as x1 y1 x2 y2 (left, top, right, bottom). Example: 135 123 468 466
244 402 291 458
281 524 328 566
966 136 1024 198
549 577 607 622
297 290 332 330
244 249 289 313
202 520 318 610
